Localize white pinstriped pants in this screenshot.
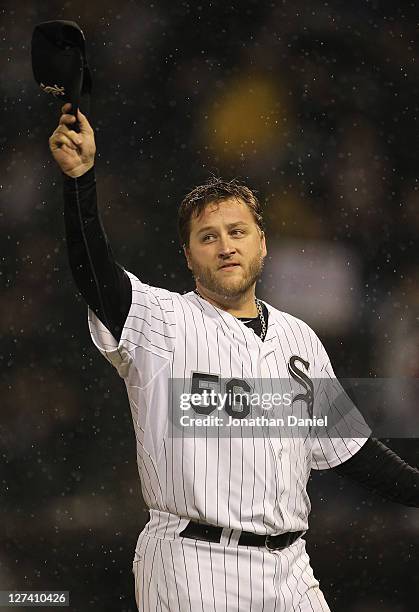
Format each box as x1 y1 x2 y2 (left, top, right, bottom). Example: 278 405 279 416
132 511 330 612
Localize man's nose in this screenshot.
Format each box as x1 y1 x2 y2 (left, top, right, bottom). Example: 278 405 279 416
218 234 236 257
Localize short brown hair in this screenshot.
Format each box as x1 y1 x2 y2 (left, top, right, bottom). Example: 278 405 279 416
178 176 264 246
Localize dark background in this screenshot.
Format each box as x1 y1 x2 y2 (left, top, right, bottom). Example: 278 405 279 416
1 1 418 610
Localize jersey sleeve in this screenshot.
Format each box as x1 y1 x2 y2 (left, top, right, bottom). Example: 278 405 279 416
63 166 131 345
310 335 372 470
87 269 176 381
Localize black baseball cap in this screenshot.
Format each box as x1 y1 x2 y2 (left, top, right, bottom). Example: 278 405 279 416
31 20 92 118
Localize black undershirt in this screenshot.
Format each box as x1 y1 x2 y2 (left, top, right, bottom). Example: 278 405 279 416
62 165 419 508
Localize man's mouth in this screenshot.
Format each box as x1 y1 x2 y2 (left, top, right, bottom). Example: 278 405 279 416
219 263 240 270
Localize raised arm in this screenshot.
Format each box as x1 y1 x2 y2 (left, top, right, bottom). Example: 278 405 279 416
49 103 131 342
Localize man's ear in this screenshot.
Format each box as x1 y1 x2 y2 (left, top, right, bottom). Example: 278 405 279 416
183 244 192 270
260 231 267 258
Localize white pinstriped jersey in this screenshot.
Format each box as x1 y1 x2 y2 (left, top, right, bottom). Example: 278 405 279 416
88 270 371 535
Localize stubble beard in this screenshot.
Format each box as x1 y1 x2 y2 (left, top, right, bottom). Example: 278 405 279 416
190 252 265 300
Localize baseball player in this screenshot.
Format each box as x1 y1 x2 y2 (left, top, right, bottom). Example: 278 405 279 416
49 103 419 611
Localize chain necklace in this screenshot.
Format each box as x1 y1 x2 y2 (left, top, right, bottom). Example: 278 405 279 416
194 290 267 341
255 298 267 341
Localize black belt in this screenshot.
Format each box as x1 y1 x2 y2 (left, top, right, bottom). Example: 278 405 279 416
179 520 304 551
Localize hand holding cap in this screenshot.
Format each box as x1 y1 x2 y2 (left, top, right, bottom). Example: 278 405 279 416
31 20 92 126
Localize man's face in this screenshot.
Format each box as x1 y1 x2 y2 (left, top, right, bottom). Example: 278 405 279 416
184 197 267 300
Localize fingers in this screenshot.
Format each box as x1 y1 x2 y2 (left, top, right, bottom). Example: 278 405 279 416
60 103 93 134
50 124 82 150
59 113 76 126
75 108 93 134
58 125 82 146
50 132 77 151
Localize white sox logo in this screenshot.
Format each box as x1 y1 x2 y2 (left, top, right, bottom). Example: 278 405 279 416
287 355 314 419
40 82 65 97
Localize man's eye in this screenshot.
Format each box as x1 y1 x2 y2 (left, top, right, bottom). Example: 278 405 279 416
202 234 216 242
230 229 245 236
